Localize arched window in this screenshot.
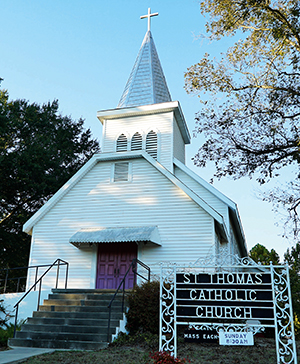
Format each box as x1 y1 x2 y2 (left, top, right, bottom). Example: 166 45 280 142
146 130 158 160
131 132 142 151
116 134 128 152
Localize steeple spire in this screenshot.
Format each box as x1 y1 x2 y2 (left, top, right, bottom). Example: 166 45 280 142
117 9 172 109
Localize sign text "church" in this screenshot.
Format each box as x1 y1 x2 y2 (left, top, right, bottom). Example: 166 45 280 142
176 272 274 322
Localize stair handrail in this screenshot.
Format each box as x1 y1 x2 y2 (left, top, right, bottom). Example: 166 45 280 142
13 258 69 338
107 258 150 342
0 262 68 294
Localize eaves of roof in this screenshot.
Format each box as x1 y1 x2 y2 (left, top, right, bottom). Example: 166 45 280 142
174 158 247 256
23 151 229 242
97 101 191 144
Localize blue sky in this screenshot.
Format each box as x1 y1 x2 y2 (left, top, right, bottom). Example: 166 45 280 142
1 0 291 258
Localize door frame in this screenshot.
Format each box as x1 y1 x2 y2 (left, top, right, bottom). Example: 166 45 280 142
95 242 138 289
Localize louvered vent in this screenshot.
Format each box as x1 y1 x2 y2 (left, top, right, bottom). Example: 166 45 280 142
131 132 143 151
146 131 158 160
114 162 129 182
116 134 128 152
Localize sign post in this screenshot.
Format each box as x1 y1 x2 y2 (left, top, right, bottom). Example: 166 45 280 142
160 254 297 364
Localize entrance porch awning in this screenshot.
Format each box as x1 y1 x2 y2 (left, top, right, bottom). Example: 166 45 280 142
69 226 161 248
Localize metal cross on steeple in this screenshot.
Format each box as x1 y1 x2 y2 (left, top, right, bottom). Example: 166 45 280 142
140 8 158 32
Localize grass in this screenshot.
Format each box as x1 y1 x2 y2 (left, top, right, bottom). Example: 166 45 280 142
20 337 300 364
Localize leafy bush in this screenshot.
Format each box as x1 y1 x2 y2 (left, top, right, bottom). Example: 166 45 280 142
110 331 159 350
148 351 190 364
0 300 23 348
126 281 159 335
0 323 21 347
0 299 12 330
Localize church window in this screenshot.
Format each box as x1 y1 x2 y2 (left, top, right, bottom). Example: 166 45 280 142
146 130 158 160
131 132 143 151
113 162 129 182
116 134 128 152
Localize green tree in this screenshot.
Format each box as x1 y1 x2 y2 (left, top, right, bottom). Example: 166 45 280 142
184 0 300 239
250 244 300 337
0 90 100 273
284 242 300 337
249 243 280 265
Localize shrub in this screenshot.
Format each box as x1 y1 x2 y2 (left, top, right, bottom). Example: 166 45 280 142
126 281 159 335
0 299 10 329
0 300 23 348
110 331 159 350
0 323 15 347
148 351 190 364
294 314 300 339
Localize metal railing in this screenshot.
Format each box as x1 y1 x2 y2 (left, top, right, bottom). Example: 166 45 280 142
107 258 150 342
13 258 69 337
0 262 68 294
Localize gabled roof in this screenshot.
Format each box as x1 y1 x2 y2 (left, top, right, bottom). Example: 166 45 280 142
117 30 171 108
173 158 247 256
173 158 237 210
23 151 228 241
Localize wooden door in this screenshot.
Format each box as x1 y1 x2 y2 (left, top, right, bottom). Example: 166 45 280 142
96 242 137 289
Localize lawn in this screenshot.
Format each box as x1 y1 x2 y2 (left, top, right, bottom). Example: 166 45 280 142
21 338 300 364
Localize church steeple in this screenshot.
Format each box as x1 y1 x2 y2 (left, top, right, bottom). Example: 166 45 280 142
98 8 190 172
117 9 172 108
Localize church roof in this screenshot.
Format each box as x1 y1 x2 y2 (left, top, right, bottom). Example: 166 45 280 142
117 30 172 108
23 151 247 255
23 151 228 241
69 226 161 248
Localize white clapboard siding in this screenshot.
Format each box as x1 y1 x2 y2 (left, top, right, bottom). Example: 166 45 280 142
28 158 215 288
230 225 241 257
173 118 185 164
102 112 175 171
174 165 230 230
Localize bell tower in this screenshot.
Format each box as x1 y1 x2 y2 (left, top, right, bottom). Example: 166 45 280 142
97 8 190 172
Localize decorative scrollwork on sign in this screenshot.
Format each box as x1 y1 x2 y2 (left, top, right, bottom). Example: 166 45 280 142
160 256 297 363
192 254 261 268
271 266 297 364
160 264 176 356
188 323 265 336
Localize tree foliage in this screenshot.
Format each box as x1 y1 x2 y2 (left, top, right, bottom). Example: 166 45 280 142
284 242 300 337
0 90 100 270
249 243 280 264
250 243 300 337
185 0 300 238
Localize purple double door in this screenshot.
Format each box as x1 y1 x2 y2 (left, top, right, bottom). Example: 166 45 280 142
96 242 137 289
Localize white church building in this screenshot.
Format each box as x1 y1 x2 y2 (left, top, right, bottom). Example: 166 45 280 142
23 10 247 293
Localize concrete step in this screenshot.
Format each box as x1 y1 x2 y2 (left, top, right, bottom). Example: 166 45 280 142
39 304 121 313
42 298 123 307
26 316 120 327
10 288 127 350
48 293 124 301
22 324 116 334
15 330 110 342
52 288 126 294
8 338 108 350
32 310 123 320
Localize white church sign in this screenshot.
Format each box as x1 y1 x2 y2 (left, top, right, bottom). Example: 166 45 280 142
219 331 253 346
160 254 297 364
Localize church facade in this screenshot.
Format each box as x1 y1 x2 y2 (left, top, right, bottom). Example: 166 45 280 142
23 13 247 291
